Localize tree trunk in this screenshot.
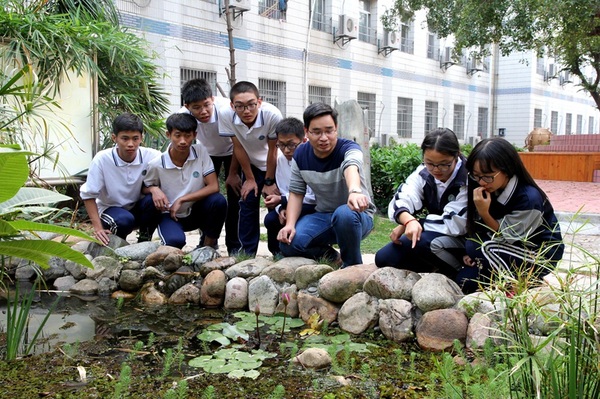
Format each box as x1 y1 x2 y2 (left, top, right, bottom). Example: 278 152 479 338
223 0 236 88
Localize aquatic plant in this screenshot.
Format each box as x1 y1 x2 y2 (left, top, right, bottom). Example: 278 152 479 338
280 292 290 341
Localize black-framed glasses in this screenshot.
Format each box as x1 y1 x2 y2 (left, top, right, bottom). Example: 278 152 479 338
276 142 300 151
308 128 336 137
422 161 454 172
233 102 258 112
468 171 501 184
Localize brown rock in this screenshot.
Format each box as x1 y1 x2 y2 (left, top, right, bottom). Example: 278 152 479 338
416 308 468 352
140 282 168 305
200 256 237 277
111 290 136 300
297 291 339 324
317 264 378 303
200 269 227 307
144 245 184 267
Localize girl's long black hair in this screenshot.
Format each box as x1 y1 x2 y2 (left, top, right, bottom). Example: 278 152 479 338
465 138 550 234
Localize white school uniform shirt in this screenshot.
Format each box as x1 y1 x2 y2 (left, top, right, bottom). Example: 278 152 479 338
80 146 161 215
143 144 216 218
178 96 233 157
275 150 316 214
218 101 282 171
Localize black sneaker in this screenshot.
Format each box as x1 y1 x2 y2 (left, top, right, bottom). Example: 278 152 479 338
137 229 153 243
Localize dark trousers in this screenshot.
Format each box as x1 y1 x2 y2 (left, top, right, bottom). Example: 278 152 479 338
203 155 241 254
101 195 160 239
156 192 227 249
238 165 266 256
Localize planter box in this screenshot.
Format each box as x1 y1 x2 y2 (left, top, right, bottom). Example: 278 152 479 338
519 152 600 182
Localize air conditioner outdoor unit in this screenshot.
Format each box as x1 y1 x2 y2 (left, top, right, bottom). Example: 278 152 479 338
339 14 358 39
383 29 400 48
228 0 251 12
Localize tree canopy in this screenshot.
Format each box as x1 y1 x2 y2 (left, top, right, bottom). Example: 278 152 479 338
385 0 600 109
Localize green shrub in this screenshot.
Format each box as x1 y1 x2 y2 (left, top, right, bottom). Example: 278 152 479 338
369 143 422 212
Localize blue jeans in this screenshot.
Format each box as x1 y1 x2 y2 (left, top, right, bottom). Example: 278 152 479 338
264 203 316 256
101 195 160 239
279 205 373 267
156 192 227 249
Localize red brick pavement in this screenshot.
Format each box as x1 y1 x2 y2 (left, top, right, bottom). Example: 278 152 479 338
536 180 600 214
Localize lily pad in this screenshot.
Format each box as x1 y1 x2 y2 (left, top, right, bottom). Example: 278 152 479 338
196 330 231 346
228 369 260 379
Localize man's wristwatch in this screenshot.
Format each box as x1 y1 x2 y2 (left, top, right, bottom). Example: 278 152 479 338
348 188 363 194
264 177 275 186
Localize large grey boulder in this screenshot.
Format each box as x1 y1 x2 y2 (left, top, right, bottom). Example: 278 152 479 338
53 275 76 291
87 235 128 258
187 246 219 271
169 283 201 305
69 278 99 296
114 241 160 262
248 275 279 316
88 256 122 281
378 298 414 342
199 257 237 277
42 257 67 282
260 257 314 284
318 264 377 303
225 257 272 279
119 269 144 292
363 267 421 300
338 292 379 335
412 273 464 312
295 264 333 290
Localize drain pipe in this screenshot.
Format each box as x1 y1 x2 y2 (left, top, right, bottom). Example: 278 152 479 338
303 0 317 107
489 42 499 138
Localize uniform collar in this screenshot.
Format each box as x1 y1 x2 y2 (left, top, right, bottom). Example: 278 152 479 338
496 175 518 205
111 146 143 166
161 145 198 169
232 109 264 129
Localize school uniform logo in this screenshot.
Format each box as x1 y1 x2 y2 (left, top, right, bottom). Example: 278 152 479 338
258 135 266 140
193 171 200 178
141 169 147 175
448 194 455 201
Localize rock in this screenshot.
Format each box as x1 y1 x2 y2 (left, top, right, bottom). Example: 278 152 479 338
53 275 76 291
42 257 67 282
69 279 100 295
378 299 414 342
338 292 379 335
199 257 237 277
121 260 143 270
363 267 421 300
248 275 279 316
143 266 168 281
87 256 122 281
416 308 468 351
144 245 184 267
111 290 136 299
15 260 37 280
98 277 118 295
466 312 492 349
163 266 195 296
140 282 168 305
297 291 339 324
200 270 227 307
114 241 160 262
163 253 184 272
70 240 91 254
412 273 464 312
261 257 314 284
317 264 378 303
119 269 144 292
187 246 219 271
293 348 332 369
224 277 249 310
65 258 89 280
457 291 504 319
225 257 273 279
528 303 562 335
295 264 333 290
169 283 201 305
88 235 128 258
274 285 299 317
525 286 558 307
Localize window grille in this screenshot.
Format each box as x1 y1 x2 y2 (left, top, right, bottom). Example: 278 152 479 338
259 0 286 20
397 97 413 138
534 108 543 128
259 78 286 116
308 86 331 105
477 107 488 138
424 101 438 134
550 111 559 134
400 21 414 54
577 114 583 134
180 68 218 106
589 116 595 134
453 104 465 139
357 92 376 137
427 33 439 60
311 0 328 32
565 113 572 134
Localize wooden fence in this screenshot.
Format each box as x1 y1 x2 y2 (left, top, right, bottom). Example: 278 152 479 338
519 152 600 182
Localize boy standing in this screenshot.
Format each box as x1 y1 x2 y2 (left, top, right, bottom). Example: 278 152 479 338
278 103 375 268
179 78 241 255
80 113 161 245
143 113 227 249
263 117 316 257
219 81 282 256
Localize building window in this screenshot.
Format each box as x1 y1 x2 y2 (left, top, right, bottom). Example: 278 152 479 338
576 114 583 134
565 113 572 134
453 104 465 139
358 1 376 44
477 107 488 138
259 0 287 21
534 108 543 128
397 97 413 138
308 85 331 105
427 32 439 60
536 57 545 76
551 111 559 134
589 116 595 134
180 68 217 106
259 78 286 116
425 101 438 134
400 20 414 54
311 0 328 32
357 92 376 137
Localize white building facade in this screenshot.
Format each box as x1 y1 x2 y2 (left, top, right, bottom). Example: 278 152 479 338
115 0 598 147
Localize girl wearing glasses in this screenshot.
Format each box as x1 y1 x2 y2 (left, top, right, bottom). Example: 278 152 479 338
375 128 468 281
460 137 564 293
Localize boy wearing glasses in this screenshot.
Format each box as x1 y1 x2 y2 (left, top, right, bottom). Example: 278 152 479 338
179 78 241 255
219 81 283 256
263 117 316 257
277 103 375 268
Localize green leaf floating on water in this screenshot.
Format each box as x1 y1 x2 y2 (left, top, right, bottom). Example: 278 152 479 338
188 347 276 379
196 330 230 346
